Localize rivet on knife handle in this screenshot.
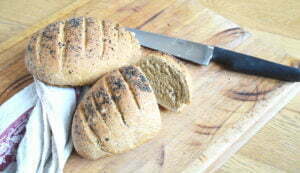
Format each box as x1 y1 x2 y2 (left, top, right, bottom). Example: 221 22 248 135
211 47 300 81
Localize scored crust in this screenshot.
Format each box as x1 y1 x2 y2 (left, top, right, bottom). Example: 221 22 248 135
72 65 161 160
25 17 141 86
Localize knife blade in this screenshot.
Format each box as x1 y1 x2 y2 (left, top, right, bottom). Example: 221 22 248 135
126 28 300 82
127 28 214 65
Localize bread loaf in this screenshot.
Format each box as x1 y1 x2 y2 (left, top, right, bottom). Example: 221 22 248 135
25 17 141 86
72 65 161 160
138 52 191 112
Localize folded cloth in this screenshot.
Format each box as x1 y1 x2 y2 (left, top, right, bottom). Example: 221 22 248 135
0 84 36 172
0 80 77 173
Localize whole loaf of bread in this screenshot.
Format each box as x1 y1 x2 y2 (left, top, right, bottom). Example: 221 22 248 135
25 17 141 86
72 65 161 160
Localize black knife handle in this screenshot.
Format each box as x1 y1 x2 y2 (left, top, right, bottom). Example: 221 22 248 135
211 47 300 81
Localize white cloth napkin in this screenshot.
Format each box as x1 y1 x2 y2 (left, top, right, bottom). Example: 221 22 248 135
0 80 77 173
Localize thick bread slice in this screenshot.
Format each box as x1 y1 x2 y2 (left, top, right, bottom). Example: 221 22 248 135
25 17 141 86
138 52 191 112
72 65 161 160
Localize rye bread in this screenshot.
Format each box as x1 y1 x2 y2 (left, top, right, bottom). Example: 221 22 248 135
138 52 191 112
72 65 161 160
25 17 141 86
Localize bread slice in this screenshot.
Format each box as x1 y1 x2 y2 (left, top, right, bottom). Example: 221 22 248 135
25 17 141 86
138 52 191 112
72 65 161 160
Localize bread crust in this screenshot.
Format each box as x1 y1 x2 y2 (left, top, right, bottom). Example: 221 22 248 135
25 17 141 86
138 51 191 112
72 65 161 160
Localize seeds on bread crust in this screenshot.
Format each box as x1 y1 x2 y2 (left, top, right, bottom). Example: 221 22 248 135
72 65 161 160
120 66 152 92
25 17 141 86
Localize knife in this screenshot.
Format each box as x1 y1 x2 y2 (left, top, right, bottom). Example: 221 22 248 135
126 28 300 82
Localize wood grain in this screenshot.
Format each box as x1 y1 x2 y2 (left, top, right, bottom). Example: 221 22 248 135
221 94 300 173
0 0 93 53
218 153 284 173
198 0 300 40
0 0 299 172
0 0 85 42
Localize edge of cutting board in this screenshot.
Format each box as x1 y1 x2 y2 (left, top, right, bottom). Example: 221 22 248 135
0 0 299 172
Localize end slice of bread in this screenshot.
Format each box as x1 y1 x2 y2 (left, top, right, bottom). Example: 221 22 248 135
138 53 191 112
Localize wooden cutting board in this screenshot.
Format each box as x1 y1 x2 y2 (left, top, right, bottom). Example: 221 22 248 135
0 0 299 172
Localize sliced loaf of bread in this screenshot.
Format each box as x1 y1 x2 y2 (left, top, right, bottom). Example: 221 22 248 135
72 65 161 160
138 53 191 112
